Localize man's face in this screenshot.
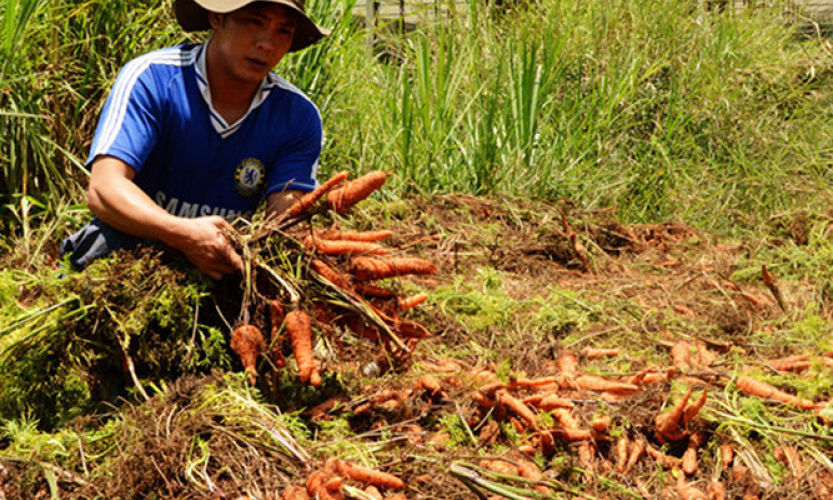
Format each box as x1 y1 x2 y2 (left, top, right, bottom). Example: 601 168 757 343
208 2 297 86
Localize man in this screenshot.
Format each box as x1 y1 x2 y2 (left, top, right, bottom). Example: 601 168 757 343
61 0 329 280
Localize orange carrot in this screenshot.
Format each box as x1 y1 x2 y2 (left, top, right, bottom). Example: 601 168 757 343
552 428 593 441
616 436 630 473
364 486 383 500
318 229 393 242
420 358 461 373
816 401 833 426
642 369 675 384
627 366 676 386
671 341 693 370
325 476 345 491
306 470 338 500
626 367 653 386
285 310 320 386
415 374 442 395
398 293 429 312
395 320 432 339
577 442 596 471
478 381 509 396
480 459 519 475
351 257 437 281
624 439 645 475
581 348 621 359
472 367 496 383
646 445 680 469
706 481 726 500
591 416 612 433
732 463 753 482
343 314 380 341
354 283 396 298
767 354 811 373
574 375 639 395
539 430 556 458
655 385 695 443
535 394 575 411
288 170 350 218
677 472 708 500
496 389 538 428
511 376 560 389
557 350 579 378
304 235 388 256
230 324 266 384
735 375 815 410
550 408 581 430
518 443 537 456
516 457 550 495
721 443 734 467
336 460 404 489
310 259 350 288
683 384 710 426
280 486 311 500
327 171 391 213
682 431 704 476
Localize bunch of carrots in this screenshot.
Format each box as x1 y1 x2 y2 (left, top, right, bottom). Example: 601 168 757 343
277 458 407 500
229 170 438 387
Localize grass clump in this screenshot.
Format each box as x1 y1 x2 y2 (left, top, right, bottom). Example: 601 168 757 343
432 269 518 331
0 373 311 499
0 249 225 430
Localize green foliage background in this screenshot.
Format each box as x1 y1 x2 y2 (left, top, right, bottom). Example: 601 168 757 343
0 0 831 237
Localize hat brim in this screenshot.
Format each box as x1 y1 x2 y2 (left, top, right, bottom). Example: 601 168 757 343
174 0 330 52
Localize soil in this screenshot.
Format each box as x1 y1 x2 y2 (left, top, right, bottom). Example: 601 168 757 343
1 194 831 500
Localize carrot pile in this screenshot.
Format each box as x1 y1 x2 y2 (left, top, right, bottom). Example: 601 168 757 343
229 170 438 388
460 344 831 498
222 174 833 499
279 459 407 500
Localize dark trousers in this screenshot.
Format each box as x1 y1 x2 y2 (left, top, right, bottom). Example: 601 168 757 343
60 218 148 268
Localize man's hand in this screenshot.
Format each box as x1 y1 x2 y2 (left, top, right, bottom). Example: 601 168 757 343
169 216 244 280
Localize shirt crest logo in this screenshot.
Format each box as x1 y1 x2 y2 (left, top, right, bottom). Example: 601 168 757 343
234 158 265 197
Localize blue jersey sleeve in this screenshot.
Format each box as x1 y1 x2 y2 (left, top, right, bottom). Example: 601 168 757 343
87 56 162 173
263 97 322 196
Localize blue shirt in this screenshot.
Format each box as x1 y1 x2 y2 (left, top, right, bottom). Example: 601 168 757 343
88 42 322 220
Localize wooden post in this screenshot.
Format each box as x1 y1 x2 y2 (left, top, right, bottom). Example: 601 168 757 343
366 0 377 52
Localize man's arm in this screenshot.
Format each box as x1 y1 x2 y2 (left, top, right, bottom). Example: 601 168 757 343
88 156 243 280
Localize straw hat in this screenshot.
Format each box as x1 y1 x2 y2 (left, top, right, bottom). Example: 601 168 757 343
174 0 330 52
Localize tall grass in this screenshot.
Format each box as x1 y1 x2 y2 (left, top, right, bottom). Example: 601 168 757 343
2 0 832 238
321 0 833 230
1 0 184 224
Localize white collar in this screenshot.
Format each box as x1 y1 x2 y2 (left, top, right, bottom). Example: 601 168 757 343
194 41 277 139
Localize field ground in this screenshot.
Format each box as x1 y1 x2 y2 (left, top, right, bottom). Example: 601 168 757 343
0 192 830 499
